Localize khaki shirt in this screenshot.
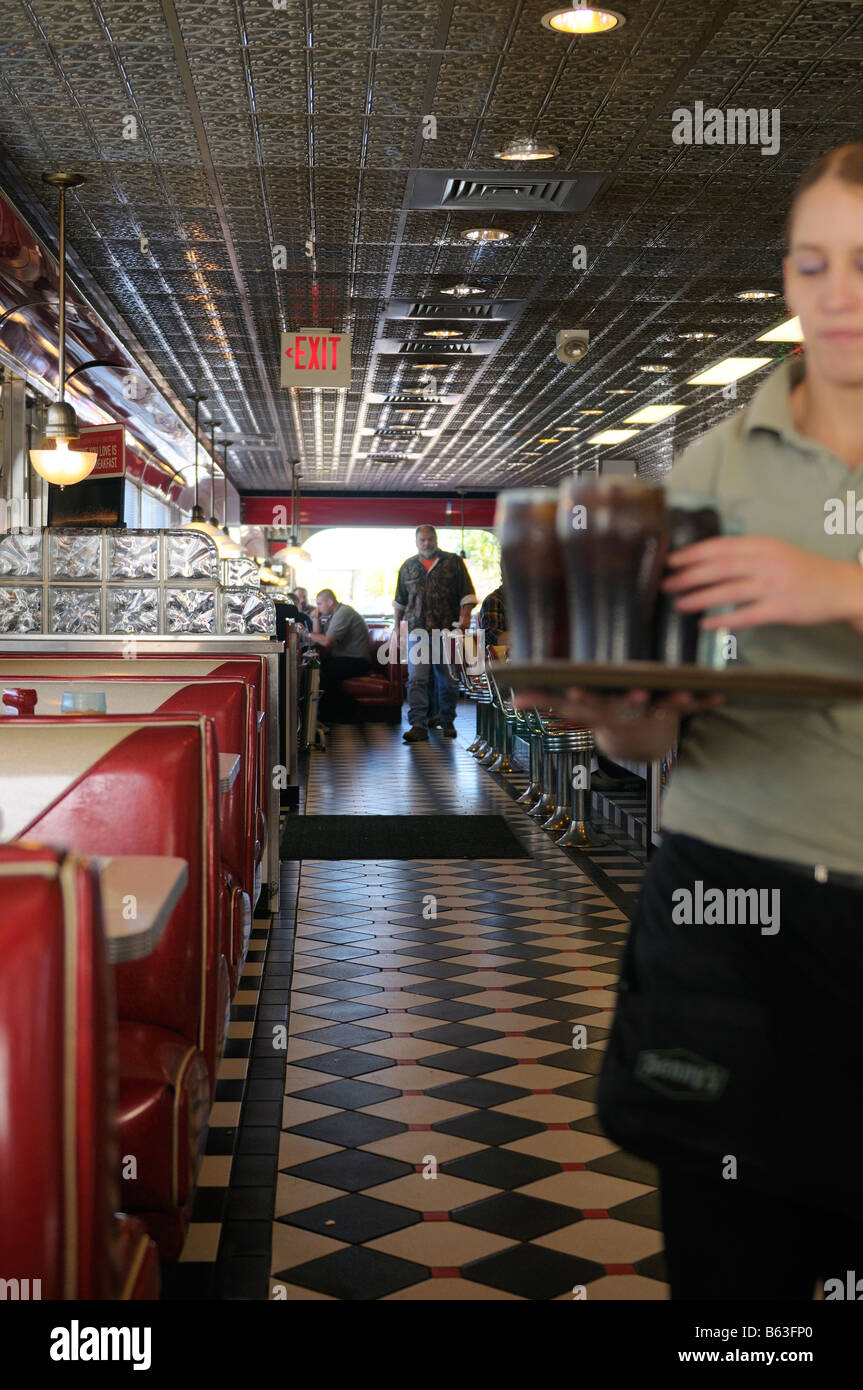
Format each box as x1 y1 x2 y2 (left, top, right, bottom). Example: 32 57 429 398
662 358 863 874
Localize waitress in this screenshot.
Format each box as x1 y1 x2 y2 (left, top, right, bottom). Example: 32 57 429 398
542 143 863 1300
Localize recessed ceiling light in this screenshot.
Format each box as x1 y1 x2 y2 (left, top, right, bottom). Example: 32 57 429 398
538 437 560 443
687 357 772 386
588 428 640 444
639 364 671 373
757 316 804 342
461 227 512 243
578 409 604 415
394 407 426 413
624 404 685 424
679 331 717 341
441 283 484 296
424 329 462 338
541 6 625 34
607 389 635 394
736 290 778 301
557 426 580 431
495 134 559 161
409 362 451 369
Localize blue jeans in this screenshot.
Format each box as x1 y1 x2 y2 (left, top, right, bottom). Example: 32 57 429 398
406 631 458 728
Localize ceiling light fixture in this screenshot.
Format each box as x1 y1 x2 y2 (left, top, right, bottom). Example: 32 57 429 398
538 437 560 443
409 362 452 370
638 364 671 373
687 357 772 386
494 134 559 161
624 404 685 423
757 316 804 342
541 6 625 34
423 329 462 338
578 409 604 415
607 389 635 394
736 290 778 301
588 428 640 444
461 228 512 243
441 283 484 296
29 173 98 488
679 331 717 341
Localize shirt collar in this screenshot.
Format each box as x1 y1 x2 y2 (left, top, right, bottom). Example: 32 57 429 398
741 356 817 453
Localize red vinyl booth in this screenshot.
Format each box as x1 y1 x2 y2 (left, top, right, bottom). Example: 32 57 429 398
0 653 271 886
0 714 226 1259
1 674 255 986
339 628 404 717
0 843 159 1298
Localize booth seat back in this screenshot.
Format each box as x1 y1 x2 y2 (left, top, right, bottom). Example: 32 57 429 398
0 842 157 1299
1 674 256 909
0 651 269 814
0 715 228 1086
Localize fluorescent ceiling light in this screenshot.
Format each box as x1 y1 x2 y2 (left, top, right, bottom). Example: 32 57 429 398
687 357 772 386
588 428 640 444
623 404 685 423
578 409 603 415
441 283 483 296
639 363 671 373
757 316 804 342
736 289 778 301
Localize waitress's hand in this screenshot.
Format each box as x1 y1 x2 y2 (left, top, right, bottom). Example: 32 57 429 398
511 686 722 728
664 536 863 631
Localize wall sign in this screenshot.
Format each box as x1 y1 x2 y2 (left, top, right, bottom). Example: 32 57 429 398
280 330 351 389
73 423 127 478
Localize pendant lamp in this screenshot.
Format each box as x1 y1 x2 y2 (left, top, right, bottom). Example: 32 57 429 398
29 173 98 488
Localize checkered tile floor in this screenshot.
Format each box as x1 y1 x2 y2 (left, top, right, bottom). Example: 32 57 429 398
268 713 666 1301
161 707 662 1299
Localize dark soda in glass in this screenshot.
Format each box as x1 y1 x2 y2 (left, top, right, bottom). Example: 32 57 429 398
496 489 569 661
556 476 670 662
652 495 722 664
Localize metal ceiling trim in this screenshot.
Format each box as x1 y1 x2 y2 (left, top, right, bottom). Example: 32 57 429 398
407 170 606 213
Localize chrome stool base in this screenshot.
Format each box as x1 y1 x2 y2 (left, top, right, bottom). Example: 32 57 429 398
490 752 518 774
556 819 610 848
542 805 571 832
516 780 543 805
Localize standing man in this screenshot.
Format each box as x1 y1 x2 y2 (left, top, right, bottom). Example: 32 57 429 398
393 524 477 743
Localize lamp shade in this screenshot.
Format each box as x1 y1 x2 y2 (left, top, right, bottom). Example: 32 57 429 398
30 437 98 486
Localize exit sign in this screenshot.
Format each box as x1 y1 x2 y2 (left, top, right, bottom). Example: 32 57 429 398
280 330 351 388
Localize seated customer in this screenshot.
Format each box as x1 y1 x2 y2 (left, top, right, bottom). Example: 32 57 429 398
308 589 372 721
282 591 312 631
478 585 510 651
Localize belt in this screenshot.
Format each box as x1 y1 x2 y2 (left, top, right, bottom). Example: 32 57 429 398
668 832 863 892
758 854 863 892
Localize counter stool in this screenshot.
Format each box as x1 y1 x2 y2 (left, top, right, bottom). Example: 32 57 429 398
555 726 609 848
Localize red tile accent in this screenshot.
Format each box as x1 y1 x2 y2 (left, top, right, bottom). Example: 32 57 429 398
431 1267 460 1278
560 1163 587 1171
504 1032 525 1037
582 1210 609 1219
423 1212 450 1221
409 1124 432 1131
403 1089 425 1096
546 1123 570 1131
605 1264 636 1275
530 1089 554 1094
517 1058 537 1064
396 1059 415 1065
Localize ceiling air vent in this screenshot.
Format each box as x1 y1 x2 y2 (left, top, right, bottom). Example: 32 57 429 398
407 170 605 213
386 299 522 324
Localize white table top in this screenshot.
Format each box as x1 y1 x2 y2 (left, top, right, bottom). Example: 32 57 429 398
96 855 188 964
219 753 240 793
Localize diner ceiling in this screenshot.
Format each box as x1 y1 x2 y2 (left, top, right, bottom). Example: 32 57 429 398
0 0 861 495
